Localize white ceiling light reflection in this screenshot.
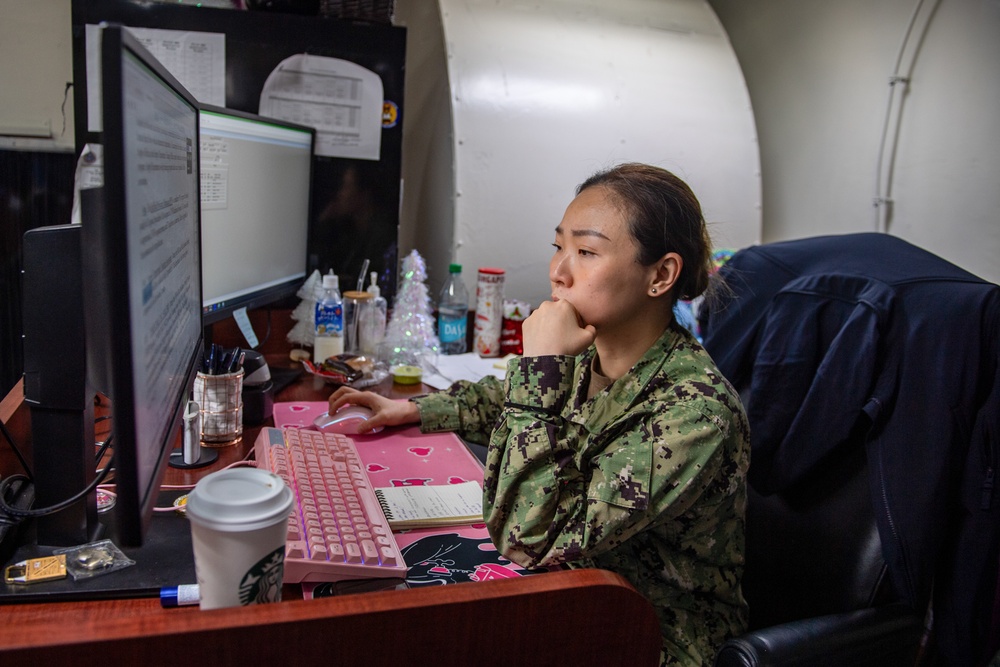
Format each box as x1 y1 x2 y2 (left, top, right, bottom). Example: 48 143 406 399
458 74 606 114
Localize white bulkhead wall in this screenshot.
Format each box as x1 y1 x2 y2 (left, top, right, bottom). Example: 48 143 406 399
398 0 760 306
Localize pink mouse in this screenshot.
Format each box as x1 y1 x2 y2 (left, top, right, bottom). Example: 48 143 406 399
312 405 382 435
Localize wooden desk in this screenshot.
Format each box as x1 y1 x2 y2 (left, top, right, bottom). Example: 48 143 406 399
0 315 662 666
0 568 659 666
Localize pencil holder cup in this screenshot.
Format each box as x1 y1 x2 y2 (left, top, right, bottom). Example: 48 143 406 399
193 369 244 446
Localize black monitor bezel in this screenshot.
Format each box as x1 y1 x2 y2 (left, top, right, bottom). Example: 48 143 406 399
197 103 316 326
88 24 204 547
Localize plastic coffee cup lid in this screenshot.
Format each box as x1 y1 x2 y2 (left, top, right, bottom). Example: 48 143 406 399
186 468 293 532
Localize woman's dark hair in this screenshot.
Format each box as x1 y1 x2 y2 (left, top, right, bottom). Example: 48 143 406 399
577 163 713 302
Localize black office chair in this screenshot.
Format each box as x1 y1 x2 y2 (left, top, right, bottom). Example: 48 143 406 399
699 234 1000 667
713 445 925 667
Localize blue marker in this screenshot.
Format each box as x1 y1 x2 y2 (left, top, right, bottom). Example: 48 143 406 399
160 583 200 607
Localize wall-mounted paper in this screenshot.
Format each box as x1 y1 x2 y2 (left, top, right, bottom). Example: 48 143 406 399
258 54 383 160
85 24 225 132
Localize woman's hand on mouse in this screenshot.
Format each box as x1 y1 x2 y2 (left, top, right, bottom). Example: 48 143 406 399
328 387 421 434
521 299 596 357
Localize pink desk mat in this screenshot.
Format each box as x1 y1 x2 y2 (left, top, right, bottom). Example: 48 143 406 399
271 402 539 594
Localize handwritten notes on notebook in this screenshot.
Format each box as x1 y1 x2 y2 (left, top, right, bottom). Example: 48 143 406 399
374 480 483 530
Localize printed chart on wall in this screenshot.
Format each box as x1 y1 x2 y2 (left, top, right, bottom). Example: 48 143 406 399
84 24 226 132
271 402 543 596
258 55 384 160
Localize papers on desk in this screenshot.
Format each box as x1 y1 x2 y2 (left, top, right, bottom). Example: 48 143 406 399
423 353 515 390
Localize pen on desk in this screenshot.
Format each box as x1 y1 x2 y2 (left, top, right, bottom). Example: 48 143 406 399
160 583 199 607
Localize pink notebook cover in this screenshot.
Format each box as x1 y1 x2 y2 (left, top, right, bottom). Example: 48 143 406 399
271 401 538 594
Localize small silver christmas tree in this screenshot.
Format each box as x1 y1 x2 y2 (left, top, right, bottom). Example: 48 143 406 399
382 250 440 369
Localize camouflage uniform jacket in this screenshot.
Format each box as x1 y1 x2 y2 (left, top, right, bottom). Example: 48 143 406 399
414 323 750 665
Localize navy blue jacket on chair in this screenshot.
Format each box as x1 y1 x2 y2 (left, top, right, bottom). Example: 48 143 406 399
700 233 1000 666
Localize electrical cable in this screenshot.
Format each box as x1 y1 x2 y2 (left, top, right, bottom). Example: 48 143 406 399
0 437 116 519
94 434 113 463
0 419 33 481
148 458 259 513
873 0 941 233
259 308 274 347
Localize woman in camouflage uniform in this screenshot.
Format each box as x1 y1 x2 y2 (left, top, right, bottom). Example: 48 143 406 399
330 163 750 665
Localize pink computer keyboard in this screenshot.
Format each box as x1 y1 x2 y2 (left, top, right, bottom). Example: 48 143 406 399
254 427 407 583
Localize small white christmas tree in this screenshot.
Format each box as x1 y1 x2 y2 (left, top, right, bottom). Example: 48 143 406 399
382 250 440 368
287 269 322 350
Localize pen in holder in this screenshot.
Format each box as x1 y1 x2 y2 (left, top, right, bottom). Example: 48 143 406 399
193 368 244 446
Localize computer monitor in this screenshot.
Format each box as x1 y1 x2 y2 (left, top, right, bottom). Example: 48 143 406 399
82 24 204 547
0 27 203 601
198 105 314 326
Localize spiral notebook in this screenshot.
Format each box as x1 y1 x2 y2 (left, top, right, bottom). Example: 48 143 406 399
374 480 483 530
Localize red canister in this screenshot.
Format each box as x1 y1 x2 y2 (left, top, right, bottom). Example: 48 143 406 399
473 268 505 357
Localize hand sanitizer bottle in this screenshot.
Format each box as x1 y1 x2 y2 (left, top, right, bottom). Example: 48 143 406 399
360 271 387 356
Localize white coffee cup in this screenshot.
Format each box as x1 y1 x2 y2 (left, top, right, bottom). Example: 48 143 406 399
186 468 294 610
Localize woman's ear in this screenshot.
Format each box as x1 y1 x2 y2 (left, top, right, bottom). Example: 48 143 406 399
648 252 682 297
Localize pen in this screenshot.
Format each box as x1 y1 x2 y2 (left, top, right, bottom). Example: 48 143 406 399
227 346 242 373
218 349 232 374
160 583 199 607
212 344 225 374
203 344 216 374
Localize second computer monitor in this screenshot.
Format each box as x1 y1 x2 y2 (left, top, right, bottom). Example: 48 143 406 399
199 105 314 325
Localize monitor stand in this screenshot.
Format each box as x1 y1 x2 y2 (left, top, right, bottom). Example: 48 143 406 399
269 365 303 394
0 489 196 603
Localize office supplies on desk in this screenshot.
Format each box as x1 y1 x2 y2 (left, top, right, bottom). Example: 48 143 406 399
272 402 487 487
313 406 381 435
193 368 244 445
273 402 542 592
374 480 482 530
254 427 407 583
160 583 199 607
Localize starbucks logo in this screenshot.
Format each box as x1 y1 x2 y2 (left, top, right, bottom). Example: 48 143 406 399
238 546 285 605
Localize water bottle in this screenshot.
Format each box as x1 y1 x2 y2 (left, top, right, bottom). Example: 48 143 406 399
438 263 469 355
314 271 343 362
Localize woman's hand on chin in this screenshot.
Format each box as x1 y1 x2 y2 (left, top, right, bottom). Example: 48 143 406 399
522 299 596 357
